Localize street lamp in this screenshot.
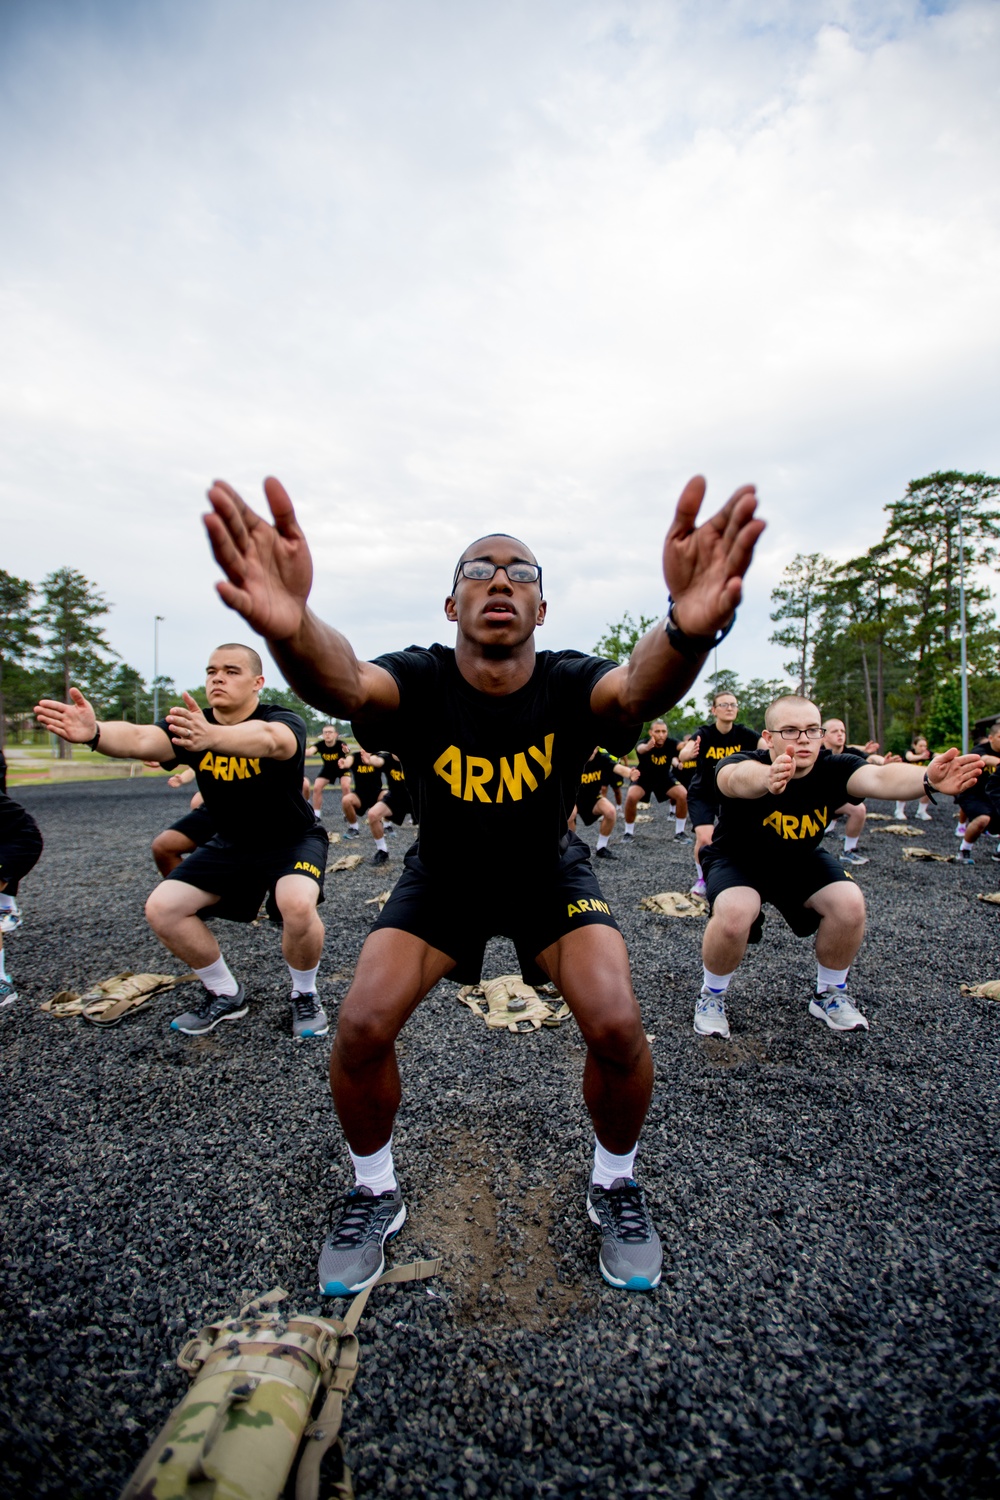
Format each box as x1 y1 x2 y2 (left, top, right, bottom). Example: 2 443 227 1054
153 616 165 722
951 503 969 755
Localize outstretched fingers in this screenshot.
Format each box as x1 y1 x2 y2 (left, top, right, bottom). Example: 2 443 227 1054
262 475 305 541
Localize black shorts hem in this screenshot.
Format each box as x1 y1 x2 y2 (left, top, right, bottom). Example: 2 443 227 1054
165 828 329 923
701 846 852 938
370 839 620 985
0 832 43 896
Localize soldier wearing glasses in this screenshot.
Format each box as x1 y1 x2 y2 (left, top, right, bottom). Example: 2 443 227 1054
693 693 982 1040
202 472 765 1297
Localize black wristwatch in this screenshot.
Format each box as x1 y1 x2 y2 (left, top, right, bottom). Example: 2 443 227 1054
664 599 736 661
87 726 101 752
922 771 937 804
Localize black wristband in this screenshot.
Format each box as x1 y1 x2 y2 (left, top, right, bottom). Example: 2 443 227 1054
922 771 937 804
664 599 737 661
87 726 101 752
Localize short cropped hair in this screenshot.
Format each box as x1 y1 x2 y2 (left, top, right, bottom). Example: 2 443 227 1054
822 718 845 732
765 694 820 730
216 643 263 676
712 691 738 707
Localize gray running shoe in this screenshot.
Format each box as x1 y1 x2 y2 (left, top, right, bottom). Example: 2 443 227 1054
0 977 18 1006
587 1176 662 1290
345 824 361 839
318 1184 407 1295
808 988 869 1032
0 901 22 933
673 831 693 844
693 985 730 1038
955 849 975 866
171 984 248 1035
291 991 329 1039
839 850 869 866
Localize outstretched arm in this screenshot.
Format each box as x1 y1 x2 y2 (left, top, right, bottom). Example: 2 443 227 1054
204 477 399 719
591 477 765 724
34 689 174 761
846 748 983 802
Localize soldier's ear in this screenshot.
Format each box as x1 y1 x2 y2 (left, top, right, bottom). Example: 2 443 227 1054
445 594 458 622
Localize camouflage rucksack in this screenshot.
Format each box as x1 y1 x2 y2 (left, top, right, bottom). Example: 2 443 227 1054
121 1259 439 1500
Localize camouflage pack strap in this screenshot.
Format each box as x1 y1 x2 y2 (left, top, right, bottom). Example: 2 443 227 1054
295 1257 441 1500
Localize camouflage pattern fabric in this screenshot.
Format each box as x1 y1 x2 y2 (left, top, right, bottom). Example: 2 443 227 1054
327 854 364 872
901 848 954 863
976 891 1000 905
875 825 925 837
639 891 709 918
960 980 1000 999
121 1263 440 1500
364 889 394 911
457 974 571 1032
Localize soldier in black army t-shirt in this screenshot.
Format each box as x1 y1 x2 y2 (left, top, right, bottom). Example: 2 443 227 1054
204 470 766 1297
366 753 413 866
692 693 981 1041
311 724 351 823
675 690 761 895
954 721 1000 863
569 747 632 858
622 719 691 843
35 643 330 1041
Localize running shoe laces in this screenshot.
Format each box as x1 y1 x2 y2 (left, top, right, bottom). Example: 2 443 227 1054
329 1188 396 1248
593 1179 652 1243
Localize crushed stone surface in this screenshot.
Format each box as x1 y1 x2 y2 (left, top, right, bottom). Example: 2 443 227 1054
2 780 998 1497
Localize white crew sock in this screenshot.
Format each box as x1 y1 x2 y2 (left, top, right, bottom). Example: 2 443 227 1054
350 1138 397 1194
375 837 388 853
623 824 635 837
675 817 686 833
703 966 733 993
817 962 850 993
596 832 610 850
288 963 320 995
844 835 860 852
0 894 15 911
592 1136 638 1189
0 947 8 981
961 840 974 853
314 808 322 821
894 802 906 818
194 955 239 997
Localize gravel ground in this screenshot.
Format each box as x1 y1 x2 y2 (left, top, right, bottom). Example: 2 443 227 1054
2 779 999 1498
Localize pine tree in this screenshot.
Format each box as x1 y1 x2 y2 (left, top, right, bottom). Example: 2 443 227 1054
36 569 118 758
0 570 40 749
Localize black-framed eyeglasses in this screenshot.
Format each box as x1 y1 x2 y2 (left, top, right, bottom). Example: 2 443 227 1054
452 560 543 591
771 726 823 741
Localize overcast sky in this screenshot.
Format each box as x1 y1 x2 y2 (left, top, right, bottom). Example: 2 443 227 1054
3 0 998 707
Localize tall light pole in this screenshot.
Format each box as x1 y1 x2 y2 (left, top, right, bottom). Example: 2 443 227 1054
955 504 969 755
153 616 164 722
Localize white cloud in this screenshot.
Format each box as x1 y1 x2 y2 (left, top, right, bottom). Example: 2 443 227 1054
1 0 997 699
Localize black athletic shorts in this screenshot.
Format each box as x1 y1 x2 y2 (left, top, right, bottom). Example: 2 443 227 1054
575 800 607 828
956 792 998 828
700 845 852 938
634 780 676 805
165 827 329 922
371 834 620 985
0 821 43 897
351 778 384 813
169 806 216 845
688 797 718 829
380 786 413 826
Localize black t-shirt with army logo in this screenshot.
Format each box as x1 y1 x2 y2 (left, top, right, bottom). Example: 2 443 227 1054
313 737 350 777
359 645 636 881
688 721 761 803
155 704 314 848
635 741 677 794
350 753 385 806
712 747 868 863
576 750 619 818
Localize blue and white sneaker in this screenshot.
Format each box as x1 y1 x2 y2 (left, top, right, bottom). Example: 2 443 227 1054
171 984 248 1035
693 985 730 1038
808 988 869 1032
0 901 22 934
318 1184 406 1295
290 991 329 1039
587 1176 662 1290
0 977 18 1006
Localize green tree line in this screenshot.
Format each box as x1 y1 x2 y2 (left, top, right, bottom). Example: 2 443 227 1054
768 471 1000 751
0 566 332 753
